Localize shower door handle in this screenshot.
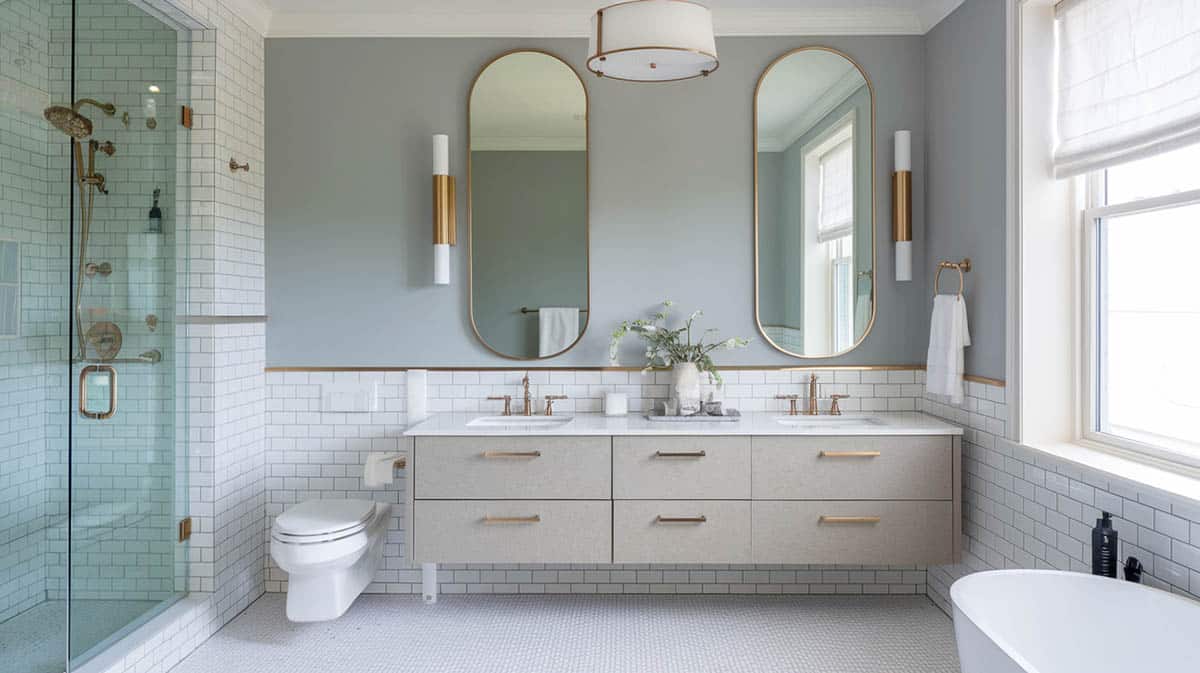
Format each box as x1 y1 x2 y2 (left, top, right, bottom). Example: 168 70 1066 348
79 364 117 419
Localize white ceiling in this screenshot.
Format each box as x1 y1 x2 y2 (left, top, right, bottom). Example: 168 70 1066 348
244 0 966 38
757 51 864 152
470 53 587 151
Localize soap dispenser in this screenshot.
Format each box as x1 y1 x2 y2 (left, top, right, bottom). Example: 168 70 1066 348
1091 511 1118 578
147 188 162 233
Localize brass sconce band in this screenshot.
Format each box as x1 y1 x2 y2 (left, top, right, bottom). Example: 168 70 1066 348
432 174 456 245
892 170 911 242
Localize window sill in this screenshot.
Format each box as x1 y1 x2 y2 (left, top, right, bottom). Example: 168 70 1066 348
1025 439 1200 503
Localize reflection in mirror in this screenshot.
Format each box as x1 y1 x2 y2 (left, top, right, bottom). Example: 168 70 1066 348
470 50 589 359
755 47 875 358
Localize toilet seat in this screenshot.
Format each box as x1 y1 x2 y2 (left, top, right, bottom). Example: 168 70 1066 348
273 499 379 545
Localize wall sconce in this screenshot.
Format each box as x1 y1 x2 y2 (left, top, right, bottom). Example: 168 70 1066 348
432 134 456 285
892 130 912 282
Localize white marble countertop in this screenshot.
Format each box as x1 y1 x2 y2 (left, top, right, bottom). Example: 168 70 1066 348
403 411 962 437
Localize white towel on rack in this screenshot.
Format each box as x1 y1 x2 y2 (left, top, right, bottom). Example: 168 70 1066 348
926 294 971 404
538 307 579 357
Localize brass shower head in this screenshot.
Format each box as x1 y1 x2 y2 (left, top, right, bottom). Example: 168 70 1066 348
43 106 93 139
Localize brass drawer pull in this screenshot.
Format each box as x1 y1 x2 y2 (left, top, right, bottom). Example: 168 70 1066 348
654 450 707 458
482 450 542 458
656 515 707 523
483 515 541 524
818 451 881 458
819 516 881 524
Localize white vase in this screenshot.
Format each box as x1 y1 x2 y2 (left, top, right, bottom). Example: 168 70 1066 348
671 362 703 416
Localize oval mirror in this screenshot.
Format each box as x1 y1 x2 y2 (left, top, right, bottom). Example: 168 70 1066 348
469 50 589 360
754 47 875 358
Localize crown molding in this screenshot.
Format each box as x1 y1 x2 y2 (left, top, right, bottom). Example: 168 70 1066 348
264 7 938 38
226 0 273 36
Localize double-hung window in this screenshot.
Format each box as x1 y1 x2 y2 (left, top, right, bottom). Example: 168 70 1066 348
1056 0 1200 467
804 119 855 352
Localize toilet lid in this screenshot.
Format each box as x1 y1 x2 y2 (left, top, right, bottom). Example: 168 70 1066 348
274 499 377 537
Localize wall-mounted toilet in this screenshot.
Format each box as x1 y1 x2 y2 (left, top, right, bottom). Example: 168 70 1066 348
270 498 391 622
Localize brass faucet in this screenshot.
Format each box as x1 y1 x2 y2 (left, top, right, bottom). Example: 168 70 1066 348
807 373 819 415
544 395 568 416
521 373 533 416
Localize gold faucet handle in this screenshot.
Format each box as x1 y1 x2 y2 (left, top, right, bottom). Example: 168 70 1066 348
487 395 513 416
829 394 850 416
775 394 801 416
544 395 568 416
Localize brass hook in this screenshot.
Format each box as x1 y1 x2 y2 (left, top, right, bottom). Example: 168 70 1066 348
228 157 250 172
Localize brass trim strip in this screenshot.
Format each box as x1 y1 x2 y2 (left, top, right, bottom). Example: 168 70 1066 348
483 515 541 524
482 450 542 458
656 515 707 523
655 450 707 458
180 315 268 324
262 364 1005 387
819 450 881 458
893 171 912 241
818 515 881 524
753 46 877 359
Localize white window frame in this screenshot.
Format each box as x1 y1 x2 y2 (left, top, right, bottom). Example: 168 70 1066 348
1079 174 1200 470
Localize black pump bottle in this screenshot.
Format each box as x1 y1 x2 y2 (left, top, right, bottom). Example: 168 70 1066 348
1092 511 1118 578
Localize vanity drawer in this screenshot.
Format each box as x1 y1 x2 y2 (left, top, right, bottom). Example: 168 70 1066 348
412 500 611 563
752 436 951 500
415 436 610 499
752 500 953 565
613 500 751 563
613 436 750 499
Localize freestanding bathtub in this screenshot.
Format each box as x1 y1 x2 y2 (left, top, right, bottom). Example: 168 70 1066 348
951 569 1200 673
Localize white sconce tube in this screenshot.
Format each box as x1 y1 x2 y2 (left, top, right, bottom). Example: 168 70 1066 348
432 133 455 286
892 130 913 282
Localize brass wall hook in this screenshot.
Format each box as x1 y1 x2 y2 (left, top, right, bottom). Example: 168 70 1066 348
228 157 250 172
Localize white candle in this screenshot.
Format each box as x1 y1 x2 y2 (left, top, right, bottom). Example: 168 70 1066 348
432 134 449 175
894 130 911 172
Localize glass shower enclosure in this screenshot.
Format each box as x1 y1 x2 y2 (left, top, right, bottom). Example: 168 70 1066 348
1 0 192 671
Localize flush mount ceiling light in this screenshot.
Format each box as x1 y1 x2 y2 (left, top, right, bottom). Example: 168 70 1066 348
587 0 718 82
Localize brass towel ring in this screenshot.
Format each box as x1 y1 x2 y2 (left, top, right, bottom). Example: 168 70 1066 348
934 258 971 298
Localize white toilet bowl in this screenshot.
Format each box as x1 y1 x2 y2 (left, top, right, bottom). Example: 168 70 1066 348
270 498 391 622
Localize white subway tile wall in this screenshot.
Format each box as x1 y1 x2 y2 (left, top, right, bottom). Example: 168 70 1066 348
0 0 56 621
264 368 930 596
922 384 1200 615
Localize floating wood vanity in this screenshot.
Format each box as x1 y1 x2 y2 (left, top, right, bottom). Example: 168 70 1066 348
404 413 962 576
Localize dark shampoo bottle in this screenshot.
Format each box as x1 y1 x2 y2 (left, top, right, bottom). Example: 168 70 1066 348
1092 511 1118 578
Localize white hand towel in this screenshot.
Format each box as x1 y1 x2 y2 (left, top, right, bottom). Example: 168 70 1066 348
926 294 971 404
538 307 579 357
362 452 396 489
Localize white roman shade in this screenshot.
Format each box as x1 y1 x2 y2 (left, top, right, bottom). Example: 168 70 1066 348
1054 0 1200 177
817 138 853 243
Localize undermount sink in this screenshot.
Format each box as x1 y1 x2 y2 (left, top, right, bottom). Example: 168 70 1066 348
467 415 574 429
773 415 883 427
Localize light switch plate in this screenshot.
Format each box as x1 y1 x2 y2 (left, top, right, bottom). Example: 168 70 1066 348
321 382 378 413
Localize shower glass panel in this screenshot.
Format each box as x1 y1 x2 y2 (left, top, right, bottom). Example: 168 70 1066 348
0 1 191 671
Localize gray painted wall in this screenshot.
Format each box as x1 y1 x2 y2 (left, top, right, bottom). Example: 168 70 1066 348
925 0 1007 380
471 150 587 357
265 36 930 367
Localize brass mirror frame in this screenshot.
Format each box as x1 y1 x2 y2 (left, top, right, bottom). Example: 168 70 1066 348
752 46 877 359
467 49 591 360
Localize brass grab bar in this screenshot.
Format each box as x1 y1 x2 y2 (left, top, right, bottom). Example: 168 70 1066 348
818 451 881 458
79 364 116 419
818 516 881 524
656 515 707 523
654 450 707 458
483 515 541 524
482 450 542 458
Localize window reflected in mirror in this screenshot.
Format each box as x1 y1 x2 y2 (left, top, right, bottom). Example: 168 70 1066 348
755 47 875 358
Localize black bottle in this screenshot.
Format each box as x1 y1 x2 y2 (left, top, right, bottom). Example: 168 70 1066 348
1092 511 1118 578
147 188 162 234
